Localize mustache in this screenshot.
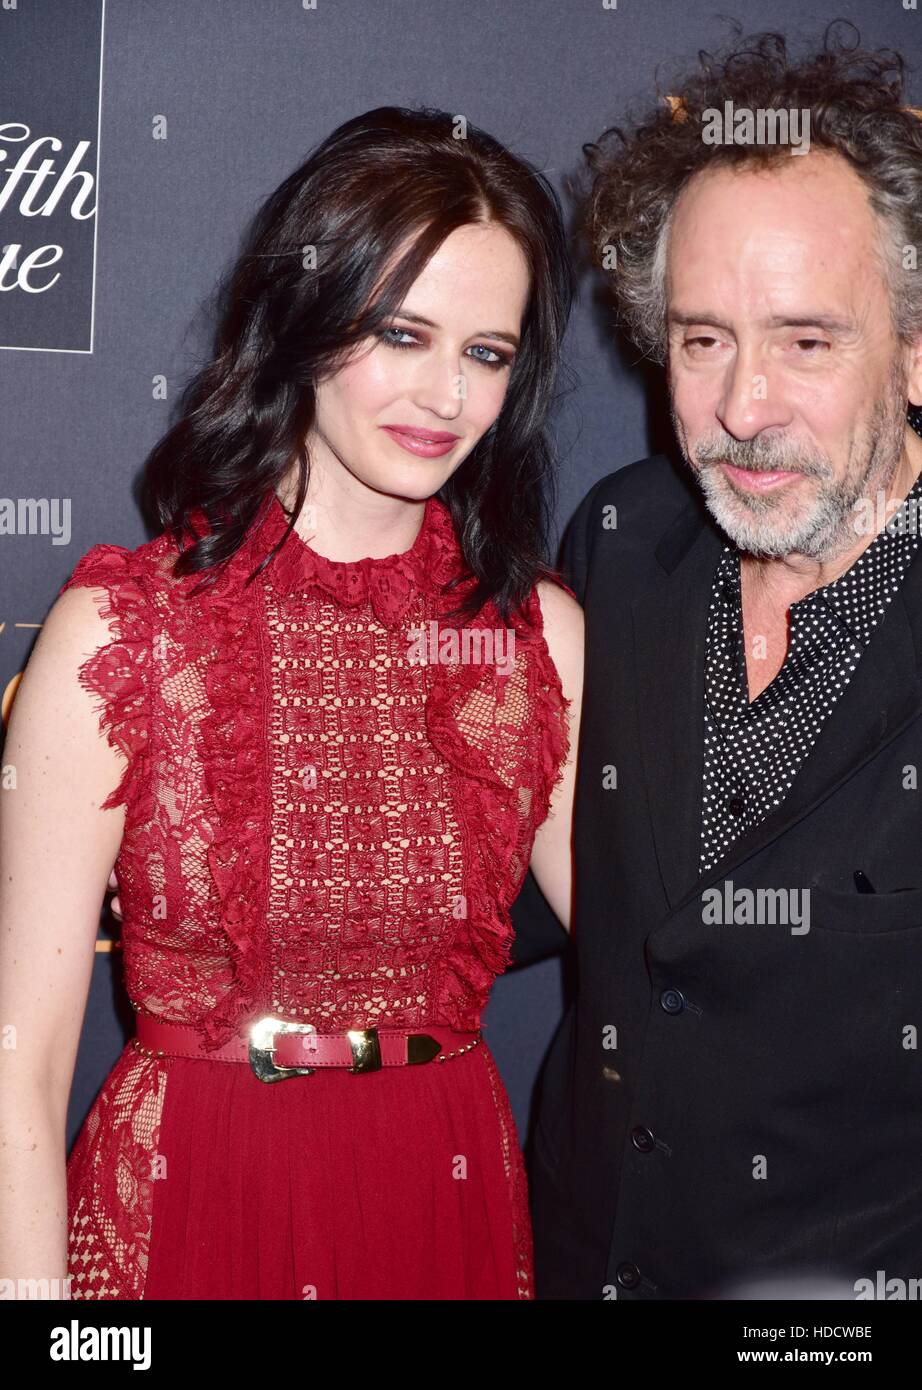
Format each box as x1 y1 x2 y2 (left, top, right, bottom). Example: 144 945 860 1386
693 441 832 480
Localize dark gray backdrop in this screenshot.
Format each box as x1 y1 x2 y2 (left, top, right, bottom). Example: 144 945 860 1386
0 0 916 1151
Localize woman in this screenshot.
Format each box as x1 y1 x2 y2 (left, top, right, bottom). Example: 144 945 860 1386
0 106 584 1300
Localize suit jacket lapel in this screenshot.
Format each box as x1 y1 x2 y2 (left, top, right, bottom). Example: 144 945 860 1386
632 495 922 914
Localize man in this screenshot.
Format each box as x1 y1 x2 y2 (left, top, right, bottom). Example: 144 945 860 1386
516 29 922 1299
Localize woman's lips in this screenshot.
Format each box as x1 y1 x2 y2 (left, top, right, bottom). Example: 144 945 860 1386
720 461 803 492
381 426 459 458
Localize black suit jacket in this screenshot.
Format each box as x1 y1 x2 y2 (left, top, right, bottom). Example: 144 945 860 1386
521 453 922 1299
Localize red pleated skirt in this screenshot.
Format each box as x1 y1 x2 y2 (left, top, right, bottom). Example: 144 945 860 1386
134 1036 533 1300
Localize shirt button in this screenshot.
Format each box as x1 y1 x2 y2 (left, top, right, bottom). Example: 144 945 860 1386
616 1262 641 1290
727 795 745 816
660 988 686 1014
631 1125 655 1153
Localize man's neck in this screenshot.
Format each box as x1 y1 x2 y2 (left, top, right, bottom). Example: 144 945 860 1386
740 425 922 610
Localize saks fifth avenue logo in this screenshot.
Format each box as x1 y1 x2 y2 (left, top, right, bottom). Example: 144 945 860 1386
407 621 516 676
0 122 97 293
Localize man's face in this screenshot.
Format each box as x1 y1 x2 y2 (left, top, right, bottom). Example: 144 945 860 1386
665 150 911 562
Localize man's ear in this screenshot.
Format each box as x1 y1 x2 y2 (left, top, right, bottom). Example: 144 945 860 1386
906 332 922 407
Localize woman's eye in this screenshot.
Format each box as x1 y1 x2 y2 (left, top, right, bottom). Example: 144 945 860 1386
380 328 510 370
467 344 506 367
380 327 418 349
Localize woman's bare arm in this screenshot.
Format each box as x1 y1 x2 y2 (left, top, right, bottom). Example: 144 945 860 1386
0 586 127 1290
527 579 584 934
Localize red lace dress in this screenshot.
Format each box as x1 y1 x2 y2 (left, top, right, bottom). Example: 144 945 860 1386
60 490 571 1300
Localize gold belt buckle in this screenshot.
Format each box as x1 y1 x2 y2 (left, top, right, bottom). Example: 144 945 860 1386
248 1018 384 1080
249 1015 317 1082
346 1027 382 1073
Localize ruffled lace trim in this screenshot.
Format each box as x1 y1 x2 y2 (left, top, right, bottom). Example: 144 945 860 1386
424 581 572 1027
190 574 271 1049
255 491 460 626
58 547 153 815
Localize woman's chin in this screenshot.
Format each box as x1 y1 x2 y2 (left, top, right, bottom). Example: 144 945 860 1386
349 462 459 503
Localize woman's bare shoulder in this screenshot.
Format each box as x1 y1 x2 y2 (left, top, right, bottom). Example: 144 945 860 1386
535 577 584 688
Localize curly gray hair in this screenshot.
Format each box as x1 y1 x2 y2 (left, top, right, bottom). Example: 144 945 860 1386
578 21 922 365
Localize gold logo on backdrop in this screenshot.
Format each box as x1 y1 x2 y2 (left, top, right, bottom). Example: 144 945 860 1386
1 670 22 725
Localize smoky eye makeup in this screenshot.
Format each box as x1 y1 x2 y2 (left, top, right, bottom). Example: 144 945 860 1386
377 324 514 370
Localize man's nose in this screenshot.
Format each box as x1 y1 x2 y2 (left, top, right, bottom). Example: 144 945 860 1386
716 346 792 440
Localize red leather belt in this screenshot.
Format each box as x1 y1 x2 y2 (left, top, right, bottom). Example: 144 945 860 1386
133 1010 483 1083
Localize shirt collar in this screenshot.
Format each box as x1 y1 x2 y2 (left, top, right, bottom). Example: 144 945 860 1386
804 468 922 645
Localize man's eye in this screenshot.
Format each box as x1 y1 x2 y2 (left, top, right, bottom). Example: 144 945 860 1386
685 337 719 350
794 338 830 353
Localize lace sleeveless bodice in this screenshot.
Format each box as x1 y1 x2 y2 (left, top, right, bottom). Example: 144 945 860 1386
61 491 572 1048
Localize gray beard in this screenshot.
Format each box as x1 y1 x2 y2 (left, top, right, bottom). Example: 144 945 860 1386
693 460 878 561
673 377 909 563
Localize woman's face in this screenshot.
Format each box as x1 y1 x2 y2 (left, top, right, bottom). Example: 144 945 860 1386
308 221 531 502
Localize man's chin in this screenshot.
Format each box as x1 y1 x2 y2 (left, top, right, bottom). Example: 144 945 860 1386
699 489 815 558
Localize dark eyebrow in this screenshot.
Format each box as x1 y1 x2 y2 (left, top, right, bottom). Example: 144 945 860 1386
667 310 856 335
390 310 520 350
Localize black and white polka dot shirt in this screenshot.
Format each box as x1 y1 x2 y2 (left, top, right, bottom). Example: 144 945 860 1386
699 414 922 875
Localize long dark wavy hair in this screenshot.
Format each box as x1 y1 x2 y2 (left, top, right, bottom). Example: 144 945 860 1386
141 106 575 626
